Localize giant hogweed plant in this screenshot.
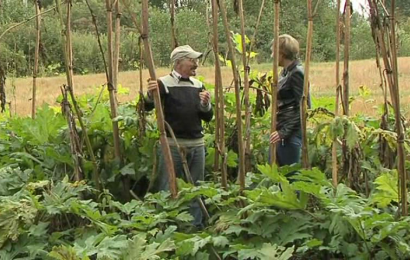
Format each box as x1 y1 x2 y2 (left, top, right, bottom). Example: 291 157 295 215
0 86 159 198
1 158 410 259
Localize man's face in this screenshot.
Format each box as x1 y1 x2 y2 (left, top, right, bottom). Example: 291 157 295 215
176 58 199 77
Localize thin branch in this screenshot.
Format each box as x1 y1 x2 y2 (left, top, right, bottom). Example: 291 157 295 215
85 0 109 81
312 0 323 17
120 0 143 34
0 4 60 40
246 0 265 66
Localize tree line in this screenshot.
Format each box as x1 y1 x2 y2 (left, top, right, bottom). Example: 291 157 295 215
0 0 410 77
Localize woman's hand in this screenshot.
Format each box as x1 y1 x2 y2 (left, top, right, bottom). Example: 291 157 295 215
270 131 281 144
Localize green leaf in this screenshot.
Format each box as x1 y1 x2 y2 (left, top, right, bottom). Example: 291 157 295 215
175 240 195 256
96 235 128 259
370 171 399 207
120 163 136 176
176 236 211 256
226 150 238 168
124 234 175 260
194 251 210 260
141 238 175 260
248 51 258 58
237 248 261 260
345 121 360 150
260 244 294 260
358 85 371 98
48 245 85 260
156 225 177 243
123 234 147 260
28 222 49 237
305 238 323 248
212 236 229 248
257 163 287 183
176 211 194 222
245 188 305 210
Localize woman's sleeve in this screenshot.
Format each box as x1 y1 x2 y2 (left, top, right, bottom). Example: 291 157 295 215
277 70 304 139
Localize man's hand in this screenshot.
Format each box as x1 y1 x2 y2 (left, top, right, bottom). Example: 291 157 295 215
270 131 281 144
199 90 211 106
147 79 158 94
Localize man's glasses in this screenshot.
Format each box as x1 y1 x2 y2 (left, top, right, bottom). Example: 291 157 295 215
186 58 199 64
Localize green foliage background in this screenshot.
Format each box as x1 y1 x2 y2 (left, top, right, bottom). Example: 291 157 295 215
1 0 410 76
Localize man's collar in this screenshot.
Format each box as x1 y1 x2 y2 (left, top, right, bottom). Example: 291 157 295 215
171 70 193 83
171 70 182 79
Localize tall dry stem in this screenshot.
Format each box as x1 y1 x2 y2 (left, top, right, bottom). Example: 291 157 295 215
55 0 75 93
343 0 350 116
55 0 101 190
301 0 315 169
367 0 407 215
67 85 101 190
104 0 128 199
342 0 352 186
211 0 227 188
170 0 178 49
332 0 341 187
137 38 147 137
0 67 5 113
32 0 42 119
238 0 251 173
141 0 177 198
218 0 246 191
113 0 121 92
105 0 122 166
61 86 83 181
270 0 280 165
390 0 407 216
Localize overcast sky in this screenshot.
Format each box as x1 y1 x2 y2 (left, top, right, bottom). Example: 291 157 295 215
352 0 368 9
347 0 369 15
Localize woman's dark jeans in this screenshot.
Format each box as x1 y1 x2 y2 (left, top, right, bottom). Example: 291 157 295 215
269 134 302 181
276 135 302 167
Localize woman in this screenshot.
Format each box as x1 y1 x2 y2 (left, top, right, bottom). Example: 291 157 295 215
270 34 308 168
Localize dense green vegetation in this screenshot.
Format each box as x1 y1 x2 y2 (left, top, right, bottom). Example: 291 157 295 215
0 68 409 258
1 0 410 77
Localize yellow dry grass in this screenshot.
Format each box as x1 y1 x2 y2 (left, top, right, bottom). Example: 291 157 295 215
6 57 410 117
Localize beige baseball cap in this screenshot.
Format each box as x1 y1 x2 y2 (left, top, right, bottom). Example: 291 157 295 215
170 45 203 63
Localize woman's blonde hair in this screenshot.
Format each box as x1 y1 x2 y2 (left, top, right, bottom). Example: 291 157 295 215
272 34 300 60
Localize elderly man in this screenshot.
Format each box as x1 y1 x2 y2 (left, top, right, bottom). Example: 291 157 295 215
145 45 213 228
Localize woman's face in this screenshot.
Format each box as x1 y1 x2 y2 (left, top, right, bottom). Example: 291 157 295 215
271 45 284 66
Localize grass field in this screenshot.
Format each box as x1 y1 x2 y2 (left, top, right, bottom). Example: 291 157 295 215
5 57 410 117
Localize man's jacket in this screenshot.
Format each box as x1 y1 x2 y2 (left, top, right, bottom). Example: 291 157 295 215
145 73 213 140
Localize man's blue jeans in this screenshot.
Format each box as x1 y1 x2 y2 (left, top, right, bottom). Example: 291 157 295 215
156 145 205 227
